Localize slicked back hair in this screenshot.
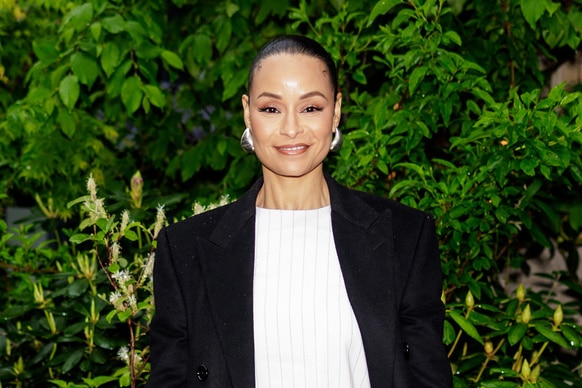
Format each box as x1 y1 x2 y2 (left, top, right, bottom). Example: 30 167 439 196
247 35 338 99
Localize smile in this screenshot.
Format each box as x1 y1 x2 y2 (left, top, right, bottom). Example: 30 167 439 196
277 145 307 151
275 144 309 154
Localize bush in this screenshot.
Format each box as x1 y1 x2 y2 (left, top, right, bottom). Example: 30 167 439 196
1 0 581 387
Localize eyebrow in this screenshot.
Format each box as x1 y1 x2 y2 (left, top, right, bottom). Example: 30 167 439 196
256 91 328 101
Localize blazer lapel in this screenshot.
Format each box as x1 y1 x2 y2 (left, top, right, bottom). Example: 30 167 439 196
196 179 263 387
326 175 398 386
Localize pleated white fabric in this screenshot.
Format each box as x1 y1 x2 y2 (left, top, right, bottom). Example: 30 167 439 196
253 206 371 388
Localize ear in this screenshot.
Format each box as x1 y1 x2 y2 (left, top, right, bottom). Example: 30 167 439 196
333 92 342 129
242 94 251 128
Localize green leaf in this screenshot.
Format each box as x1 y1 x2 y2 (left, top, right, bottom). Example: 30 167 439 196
472 88 497 107
101 14 125 34
62 3 94 32
161 50 184 70
68 278 89 297
222 67 247 101
489 368 520 378
561 325 580 348
82 376 117 386
368 0 402 26
61 349 84 373
570 204 582 231
215 16 232 54
27 87 52 104
107 60 132 98
143 84 166 108
90 21 101 40
444 30 462 46
449 310 483 344
121 76 144 115
225 2 239 17
32 41 60 64
69 233 91 244
408 66 428 95
0 305 34 320
534 324 570 348
124 229 139 241
57 109 75 138
520 0 545 29
59 75 80 111
480 380 521 387
63 322 87 336
508 322 529 346
67 195 91 209
520 157 539 176
192 34 213 65
443 319 456 345
71 52 99 88
568 11 582 33
101 42 121 78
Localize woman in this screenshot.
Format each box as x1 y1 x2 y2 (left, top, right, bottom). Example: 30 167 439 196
147 35 452 387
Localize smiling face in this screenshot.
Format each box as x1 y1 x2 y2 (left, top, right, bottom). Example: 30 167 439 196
242 53 342 181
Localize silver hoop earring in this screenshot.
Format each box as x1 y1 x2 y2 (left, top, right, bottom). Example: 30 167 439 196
240 127 254 153
330 128 343 152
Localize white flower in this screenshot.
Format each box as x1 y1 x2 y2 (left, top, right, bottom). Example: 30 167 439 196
111 269 131 285
94 198 107 219
128 295 137 312
117 346 129 362
142 252 155 281
109 291 122 305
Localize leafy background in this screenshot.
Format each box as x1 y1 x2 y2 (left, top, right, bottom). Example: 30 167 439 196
1 0 581 387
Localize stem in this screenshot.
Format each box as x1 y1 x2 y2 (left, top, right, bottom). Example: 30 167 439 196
529 341 549 367
448 330 463 358
474 339 505 382
129 319 136 388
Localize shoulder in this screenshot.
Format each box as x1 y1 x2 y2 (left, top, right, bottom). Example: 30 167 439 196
345 185 433 225
162 202 234 241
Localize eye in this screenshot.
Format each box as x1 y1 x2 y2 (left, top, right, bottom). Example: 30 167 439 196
258 106 279 113
303 106 323 113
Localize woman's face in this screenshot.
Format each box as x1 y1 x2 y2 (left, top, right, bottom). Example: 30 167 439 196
242 53 341 180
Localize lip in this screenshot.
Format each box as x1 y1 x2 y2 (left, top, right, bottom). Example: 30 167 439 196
275 144 309 155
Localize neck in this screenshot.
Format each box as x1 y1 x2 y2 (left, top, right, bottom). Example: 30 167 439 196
257 168 330 210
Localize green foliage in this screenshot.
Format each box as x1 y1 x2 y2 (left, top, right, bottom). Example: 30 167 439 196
1 0 582 387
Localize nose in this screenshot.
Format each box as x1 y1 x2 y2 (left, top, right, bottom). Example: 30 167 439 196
280 112 303 138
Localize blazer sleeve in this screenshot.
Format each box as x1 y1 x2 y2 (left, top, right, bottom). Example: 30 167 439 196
146 227 189 387
398 214 452 387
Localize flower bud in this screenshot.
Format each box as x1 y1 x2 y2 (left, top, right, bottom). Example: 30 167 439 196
553 304 563 327
130 171 143 208
521 304 531 324
465 290 474 309
153 204 166 239
516 283 525 302
484 341 493 355
531 364 540 383
521 358 531 378
120 210 130 236
111 242 121 264
87 174 97 201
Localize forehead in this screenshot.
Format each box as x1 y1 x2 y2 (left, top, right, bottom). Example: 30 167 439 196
251 53 332 89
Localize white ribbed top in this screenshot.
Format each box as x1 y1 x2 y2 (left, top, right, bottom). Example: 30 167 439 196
253 206 371 388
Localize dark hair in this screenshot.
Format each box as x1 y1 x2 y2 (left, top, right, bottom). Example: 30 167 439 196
247 35 338 97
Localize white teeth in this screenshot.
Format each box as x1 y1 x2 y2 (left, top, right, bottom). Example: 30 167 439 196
280 146 306 151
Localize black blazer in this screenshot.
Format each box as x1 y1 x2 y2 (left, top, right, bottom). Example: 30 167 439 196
147 175 452 387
